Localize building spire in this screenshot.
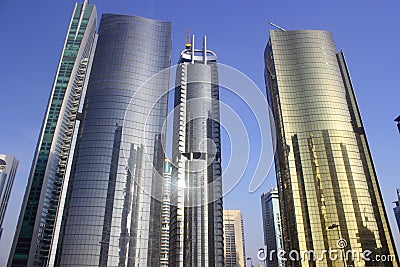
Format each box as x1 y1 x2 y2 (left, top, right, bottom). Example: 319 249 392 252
185 28 191 50
191 34 195 64
203 36 207 64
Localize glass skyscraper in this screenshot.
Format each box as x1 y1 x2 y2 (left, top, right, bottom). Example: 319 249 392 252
53 14 172 266
169 36 224 266
0 155 19 240
265 30 398 267
393 189 400 233
261 188 283 267
8 2 97 266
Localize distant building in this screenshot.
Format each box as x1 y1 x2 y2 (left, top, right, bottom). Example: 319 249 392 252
0 155 19 240
395 115 400 134
394 189 400 232
261 188 283 267
223 210 246 267
160 159 172 266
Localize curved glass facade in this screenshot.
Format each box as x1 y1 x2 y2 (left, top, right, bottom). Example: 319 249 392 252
56 14 172 266
265 30 398 267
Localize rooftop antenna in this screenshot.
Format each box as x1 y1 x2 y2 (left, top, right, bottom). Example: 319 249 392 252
191 34 195 64
186 28 192 50
203 36 207 64
269 21 286 31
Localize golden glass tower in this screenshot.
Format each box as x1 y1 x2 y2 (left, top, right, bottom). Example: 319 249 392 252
265 30 398 267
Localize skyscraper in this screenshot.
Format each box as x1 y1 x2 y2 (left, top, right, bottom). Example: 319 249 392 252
169 36 224 266
265 29 399 267
393 189 400 233
261 188 283 267
8 2 97 266
161 159 172 267
52 14 172 266
394 116 400 134
223 210 246 267
0 155 19 240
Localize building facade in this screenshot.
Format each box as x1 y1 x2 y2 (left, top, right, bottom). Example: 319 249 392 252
169 36 224 266
0 155 19 240
265 30 398 267
393 189 400 233
261 188 283 267
161 159 172 266
8 2 97 266
223 210 246 267
53 14 172 266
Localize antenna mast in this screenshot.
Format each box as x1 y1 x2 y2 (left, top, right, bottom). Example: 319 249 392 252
269 22 286 31
186 28 192 49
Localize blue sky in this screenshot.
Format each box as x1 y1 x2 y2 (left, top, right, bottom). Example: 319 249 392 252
1 0 400 265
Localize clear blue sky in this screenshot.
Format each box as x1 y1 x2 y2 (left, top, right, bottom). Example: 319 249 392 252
1 0 400 266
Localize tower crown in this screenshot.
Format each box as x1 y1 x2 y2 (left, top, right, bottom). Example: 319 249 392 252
180 34 217 64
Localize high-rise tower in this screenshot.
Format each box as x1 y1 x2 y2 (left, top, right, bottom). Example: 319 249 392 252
0 155 19 240
393 189 400 233
261 188 283 267
169 36 224 266
394 116 400 134
53 14 172 266
265 30 398 267
223 210 246 267
8 2 97 266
